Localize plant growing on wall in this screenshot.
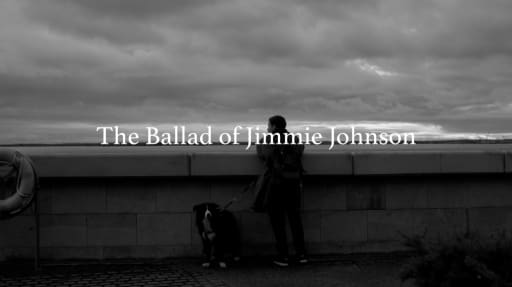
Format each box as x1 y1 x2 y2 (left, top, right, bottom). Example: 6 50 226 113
400 231 512 287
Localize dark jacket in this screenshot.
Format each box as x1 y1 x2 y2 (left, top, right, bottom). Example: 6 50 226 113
255 130 305 210
256 129 304 164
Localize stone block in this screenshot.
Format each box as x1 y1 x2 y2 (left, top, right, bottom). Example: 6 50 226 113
440 152 504 173
40 215 86 247
238 212 274 244
190 213 203 247
18 203 35 216
0 247 34 261
191 153 263 176
49 179 106 214
346 180 385 210
368 209 466 241
87 214 137 246
106 179 159 213
40 247 103 260
384 178 429 209
156 180 209 212
468 207 512 236
506 152 512 173
303 211 322 243
0 216 34 247
303 178 347 211
465 179 512 207
321 210 367 242
354 152 440 175
210 178 254 211
33 154 189 177
37 184 53 214
137 213 191 245
102 245 194 259
302 153 352 175
426 180 467 208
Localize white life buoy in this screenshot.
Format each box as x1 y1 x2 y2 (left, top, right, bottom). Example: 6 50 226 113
0 149 39 219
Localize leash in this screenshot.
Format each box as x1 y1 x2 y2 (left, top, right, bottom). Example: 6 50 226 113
220 180 255 211
220 172 305 212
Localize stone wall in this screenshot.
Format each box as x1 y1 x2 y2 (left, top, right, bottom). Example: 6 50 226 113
1 148 512 260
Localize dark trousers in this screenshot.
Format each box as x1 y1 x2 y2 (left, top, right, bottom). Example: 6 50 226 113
267 179 306 257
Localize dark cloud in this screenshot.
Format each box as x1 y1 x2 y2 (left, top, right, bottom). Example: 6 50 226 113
22 0 166 45
54 0 221 20
1 0 512 143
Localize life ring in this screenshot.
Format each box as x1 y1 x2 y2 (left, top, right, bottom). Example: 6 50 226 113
0 149 39 219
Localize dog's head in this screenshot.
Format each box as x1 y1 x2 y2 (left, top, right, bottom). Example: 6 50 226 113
193 202 221 220
193 202 221 239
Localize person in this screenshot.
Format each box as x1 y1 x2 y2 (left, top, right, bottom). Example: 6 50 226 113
256 115 308 267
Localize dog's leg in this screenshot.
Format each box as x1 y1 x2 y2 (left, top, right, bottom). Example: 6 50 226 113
217 244 227 268
202 237 212 268
213 238 227 268
233 229 241 262
230 235 241 263
230 216 242 262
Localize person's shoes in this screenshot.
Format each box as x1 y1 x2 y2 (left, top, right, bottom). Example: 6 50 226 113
272 256 289 267
297 254 309 264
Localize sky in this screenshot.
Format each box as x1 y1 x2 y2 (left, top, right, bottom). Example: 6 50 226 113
1 0 512 144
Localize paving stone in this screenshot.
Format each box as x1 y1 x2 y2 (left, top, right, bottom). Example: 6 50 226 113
0 264 228 287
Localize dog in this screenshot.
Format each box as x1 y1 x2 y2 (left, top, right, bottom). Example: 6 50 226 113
193 202 240 268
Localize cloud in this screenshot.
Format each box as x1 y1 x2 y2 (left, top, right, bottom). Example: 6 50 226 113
1 0 512 143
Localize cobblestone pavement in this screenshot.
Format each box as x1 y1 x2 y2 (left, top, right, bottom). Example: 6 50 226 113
0 254 413 287
0 263 228 287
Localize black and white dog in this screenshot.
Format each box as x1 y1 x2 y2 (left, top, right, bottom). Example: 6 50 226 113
193 202 240 268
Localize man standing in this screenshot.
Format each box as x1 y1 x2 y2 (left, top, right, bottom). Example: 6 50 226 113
256 115 308 267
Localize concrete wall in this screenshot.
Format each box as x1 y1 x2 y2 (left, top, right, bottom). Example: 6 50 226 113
1 149 512 260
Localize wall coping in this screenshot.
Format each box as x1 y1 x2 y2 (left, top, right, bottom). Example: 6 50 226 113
3 145 512 177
